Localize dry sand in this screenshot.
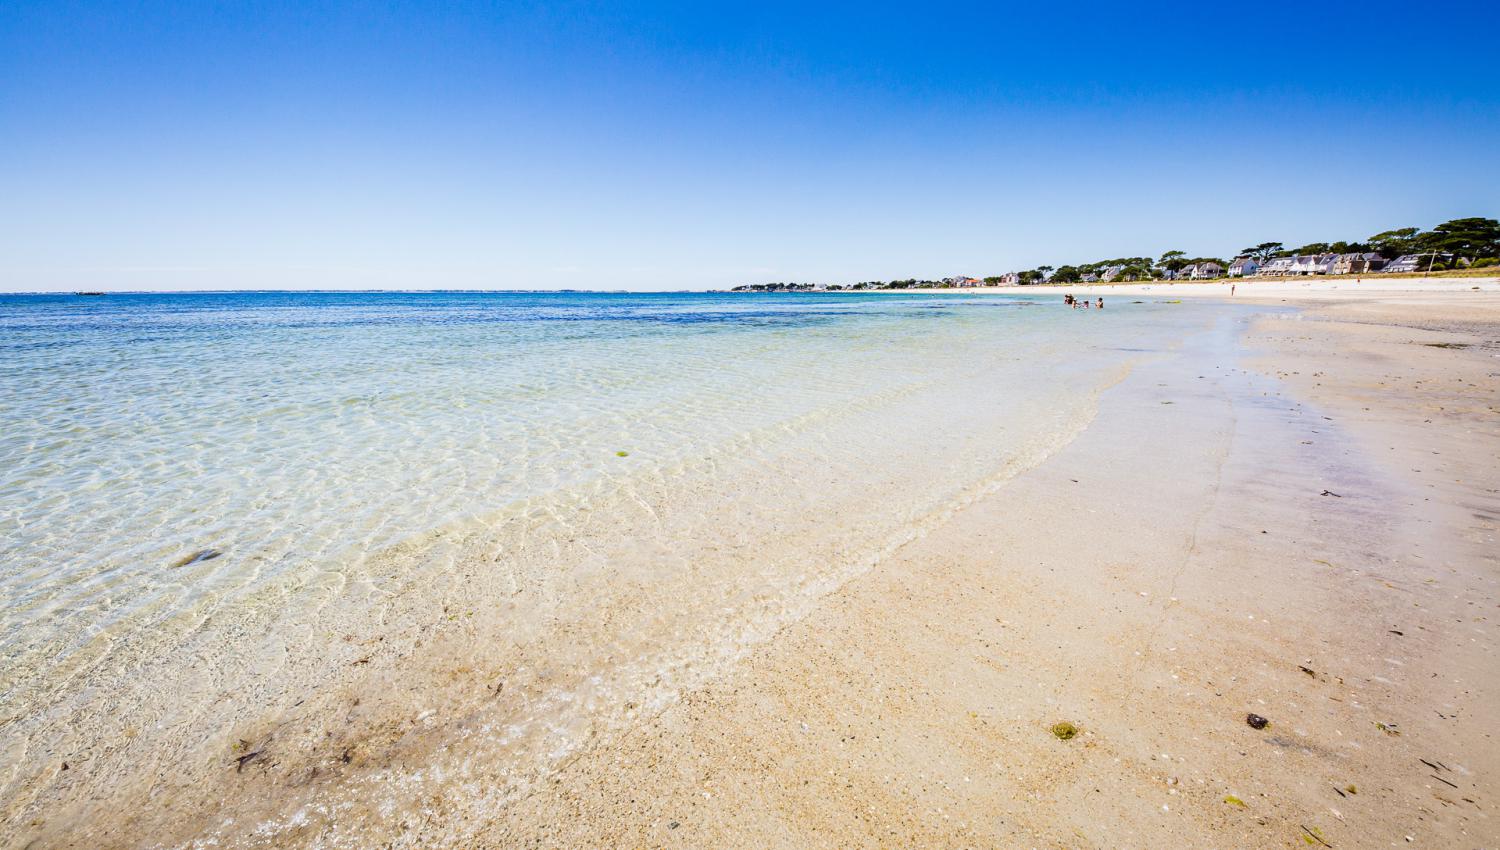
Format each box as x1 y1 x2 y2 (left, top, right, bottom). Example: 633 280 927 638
459 289 1500 848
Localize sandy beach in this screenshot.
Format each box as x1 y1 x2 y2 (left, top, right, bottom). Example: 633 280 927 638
463 285 1500 848
5 285 1497 849
6 1 1497 845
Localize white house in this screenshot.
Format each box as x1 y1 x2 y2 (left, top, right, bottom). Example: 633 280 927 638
1288 253 1337 275
996 272 1021 285
1180 262 1224 280
1100 264 1126 281
1382 254 1434 273
1228 257 1260 277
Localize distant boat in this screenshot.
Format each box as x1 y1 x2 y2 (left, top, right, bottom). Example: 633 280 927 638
74 291 106 296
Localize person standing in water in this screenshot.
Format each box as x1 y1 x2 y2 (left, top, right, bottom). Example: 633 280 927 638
1096 297 1104 309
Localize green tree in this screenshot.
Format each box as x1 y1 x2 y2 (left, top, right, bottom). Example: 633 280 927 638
1240 242 1284 262
1419 217 1500 262
1050 265 1082 283
1157 250 1188 273
1368 227 1422 259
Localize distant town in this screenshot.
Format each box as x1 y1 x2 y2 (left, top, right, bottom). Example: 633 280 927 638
730 216 1499 291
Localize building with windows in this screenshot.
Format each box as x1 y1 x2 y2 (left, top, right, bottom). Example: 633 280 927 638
1382 254 1436 273
1228 257 1260 277
1179 262 1224 279
1330 253 1386 275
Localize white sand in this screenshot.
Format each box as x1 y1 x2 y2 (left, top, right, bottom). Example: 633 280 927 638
462 290 1500 848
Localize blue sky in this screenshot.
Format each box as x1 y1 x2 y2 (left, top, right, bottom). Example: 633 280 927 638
3 1 1497 291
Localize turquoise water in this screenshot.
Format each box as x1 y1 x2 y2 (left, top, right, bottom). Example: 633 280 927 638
0 290 1223 845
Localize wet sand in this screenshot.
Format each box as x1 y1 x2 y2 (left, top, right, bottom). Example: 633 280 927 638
465 294 1499 848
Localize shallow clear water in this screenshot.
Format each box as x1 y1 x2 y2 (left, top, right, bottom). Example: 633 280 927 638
0 290 1225 845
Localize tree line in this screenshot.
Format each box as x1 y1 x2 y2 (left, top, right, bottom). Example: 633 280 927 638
1008 217 1499 284
731 217 1498 290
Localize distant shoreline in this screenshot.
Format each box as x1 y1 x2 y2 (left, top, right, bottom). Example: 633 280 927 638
2 268 1495 297
819 273 1500 297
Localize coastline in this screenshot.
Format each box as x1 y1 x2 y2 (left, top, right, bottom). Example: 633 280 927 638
6 289 1496 848
1003 275 1500 300
5 4 1496 847
465 291 1500 847
827 274 1500 298
0 293 1160 848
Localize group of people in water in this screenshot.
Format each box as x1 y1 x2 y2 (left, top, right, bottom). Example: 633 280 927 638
1063 294 1103 310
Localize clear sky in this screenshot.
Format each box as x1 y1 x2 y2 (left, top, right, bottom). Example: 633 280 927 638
3 1 1497 292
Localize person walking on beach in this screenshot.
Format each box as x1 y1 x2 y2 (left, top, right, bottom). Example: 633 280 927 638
1231 283 1236 296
